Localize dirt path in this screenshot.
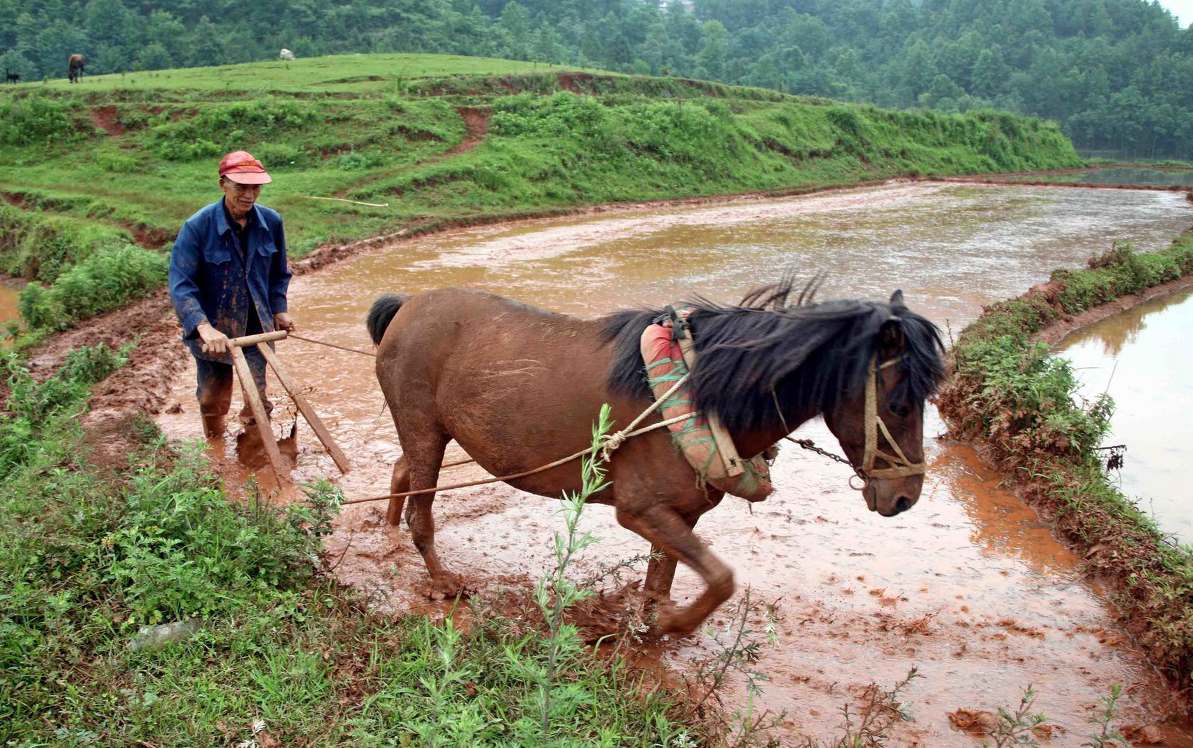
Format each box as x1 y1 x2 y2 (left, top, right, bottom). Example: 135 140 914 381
333 106 490 199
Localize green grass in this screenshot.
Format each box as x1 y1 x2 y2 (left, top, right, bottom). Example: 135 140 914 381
19 53 584 94
937 233 1193 687
0 345 698 747
0 52 1083 334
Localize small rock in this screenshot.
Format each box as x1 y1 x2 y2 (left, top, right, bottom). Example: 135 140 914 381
128 619 201 651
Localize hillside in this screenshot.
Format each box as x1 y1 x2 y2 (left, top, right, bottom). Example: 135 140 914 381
0 53 1081 332
0 0 1189 157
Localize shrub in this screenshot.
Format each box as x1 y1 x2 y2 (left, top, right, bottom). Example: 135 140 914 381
50 245 167 324
16 283 65 331
148 99 318 161
0 96 87 147
19 244 166 331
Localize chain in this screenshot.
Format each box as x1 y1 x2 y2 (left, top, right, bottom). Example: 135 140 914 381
784 435 868 483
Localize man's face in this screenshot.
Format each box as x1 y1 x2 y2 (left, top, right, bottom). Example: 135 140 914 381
220 177 262 219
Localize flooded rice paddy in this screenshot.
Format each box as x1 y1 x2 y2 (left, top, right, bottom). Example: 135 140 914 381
1059 286 1193 545
158 181 1193 745
1002 166 1193 188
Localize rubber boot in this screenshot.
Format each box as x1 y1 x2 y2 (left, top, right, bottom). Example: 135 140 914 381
202 414 226 440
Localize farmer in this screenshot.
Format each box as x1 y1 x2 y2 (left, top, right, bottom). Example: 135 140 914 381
168 150 294 440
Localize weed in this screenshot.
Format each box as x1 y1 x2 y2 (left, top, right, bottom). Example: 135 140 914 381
533 402 612 730
688 588 784 747
1 353 692 745
800 667 922 747
1082 685 1128 748
987 686 1048 747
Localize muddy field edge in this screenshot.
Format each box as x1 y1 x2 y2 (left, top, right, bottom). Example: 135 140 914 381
937 229 1193 692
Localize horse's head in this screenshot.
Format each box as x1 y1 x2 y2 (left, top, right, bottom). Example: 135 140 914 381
823 291 944 517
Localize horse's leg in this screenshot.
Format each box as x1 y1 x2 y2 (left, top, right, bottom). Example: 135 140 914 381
402 429 462 597
617 504 734 635
643 543 678 602
386 456 410 526
644 506 709 601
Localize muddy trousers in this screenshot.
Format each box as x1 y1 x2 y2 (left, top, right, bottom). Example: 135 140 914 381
195 348 272 438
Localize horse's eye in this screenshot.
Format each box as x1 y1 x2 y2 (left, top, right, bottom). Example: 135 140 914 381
889 402 911 418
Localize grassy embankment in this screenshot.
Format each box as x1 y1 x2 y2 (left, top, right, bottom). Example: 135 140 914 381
937 235 1193 687
0 52 1082 333
0 347 701 746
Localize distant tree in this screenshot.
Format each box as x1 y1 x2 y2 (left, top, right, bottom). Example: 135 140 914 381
135 42 172 71
971 47 1010 98
0 48 33 80
498 0 531 59
696 19 728 80
186 16 224 68
84 0 135 53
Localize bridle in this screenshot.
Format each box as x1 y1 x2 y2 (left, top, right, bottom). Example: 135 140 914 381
783 354 926 491
857 355 926 485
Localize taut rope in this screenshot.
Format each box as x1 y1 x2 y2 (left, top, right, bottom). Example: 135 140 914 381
287 333 377 358
275 331 923 495
340 373 695 506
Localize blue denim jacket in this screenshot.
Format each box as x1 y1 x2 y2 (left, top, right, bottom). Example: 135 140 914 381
168 199 292 357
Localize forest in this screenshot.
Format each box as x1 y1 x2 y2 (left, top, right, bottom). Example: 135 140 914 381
1 0 1190 156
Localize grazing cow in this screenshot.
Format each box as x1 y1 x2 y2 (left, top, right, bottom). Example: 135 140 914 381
5 69 20 84
279 48 296 61
68 54 85 83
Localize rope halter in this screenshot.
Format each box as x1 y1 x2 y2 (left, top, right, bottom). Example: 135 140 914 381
859 355 926 484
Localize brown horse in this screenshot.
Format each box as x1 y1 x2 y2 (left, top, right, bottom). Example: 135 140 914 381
368 281 946 635
67 54 85 83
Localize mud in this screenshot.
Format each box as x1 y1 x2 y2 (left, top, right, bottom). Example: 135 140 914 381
90 105 126 136
29 289 186 467
144 182 1193 744
0 276 23 326
446 106 490 156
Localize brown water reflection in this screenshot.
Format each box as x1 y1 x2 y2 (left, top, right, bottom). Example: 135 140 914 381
158 182 1193 745
1059 286 1193 545
0 278 22 327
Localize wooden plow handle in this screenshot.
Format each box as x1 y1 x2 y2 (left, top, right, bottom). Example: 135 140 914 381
226 330 352 480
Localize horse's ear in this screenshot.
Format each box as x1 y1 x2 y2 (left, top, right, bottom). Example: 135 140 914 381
879 318 905 357
889 290 906 310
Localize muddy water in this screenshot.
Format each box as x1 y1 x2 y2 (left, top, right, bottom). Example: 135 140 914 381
158 182 1193 745
1059 286 1193 545
1004 166 1193 187
0 279 21 327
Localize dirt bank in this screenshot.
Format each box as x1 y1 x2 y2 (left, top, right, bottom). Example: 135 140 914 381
937 235 1193 695
1034 272 1193 347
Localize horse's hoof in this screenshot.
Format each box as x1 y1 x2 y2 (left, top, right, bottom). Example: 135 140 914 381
428 573 468 601
646 603 697 639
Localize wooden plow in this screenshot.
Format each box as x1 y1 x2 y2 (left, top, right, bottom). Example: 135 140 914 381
227 330 351 479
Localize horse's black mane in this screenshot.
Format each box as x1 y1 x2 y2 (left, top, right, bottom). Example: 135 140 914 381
600 279 946 433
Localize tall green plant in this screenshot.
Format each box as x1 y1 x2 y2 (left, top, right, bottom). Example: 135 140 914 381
533 402 613 731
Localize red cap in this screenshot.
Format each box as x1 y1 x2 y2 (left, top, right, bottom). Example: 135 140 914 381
218 150 272 185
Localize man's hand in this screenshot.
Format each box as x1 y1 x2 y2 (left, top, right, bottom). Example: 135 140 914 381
273 312 295 332
196 322 230 354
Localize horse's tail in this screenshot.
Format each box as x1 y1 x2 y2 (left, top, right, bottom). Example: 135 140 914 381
367 293 408 344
